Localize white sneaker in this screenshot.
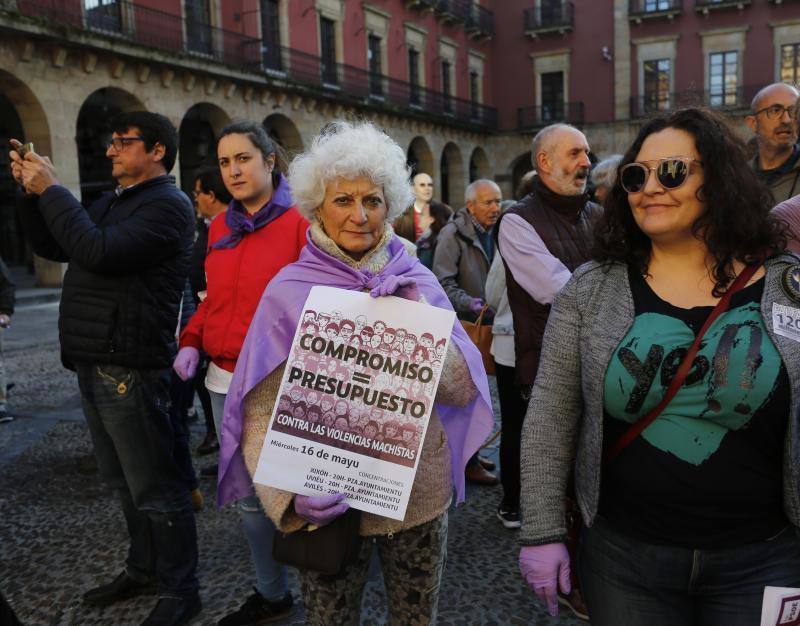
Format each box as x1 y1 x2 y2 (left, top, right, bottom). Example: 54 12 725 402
496 506 521 529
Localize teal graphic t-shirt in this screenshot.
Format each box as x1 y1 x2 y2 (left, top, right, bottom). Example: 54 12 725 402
600 270 789 548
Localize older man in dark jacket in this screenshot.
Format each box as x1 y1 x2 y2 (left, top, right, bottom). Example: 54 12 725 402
433 178 502 485
11 111 199 626
432 178 502 322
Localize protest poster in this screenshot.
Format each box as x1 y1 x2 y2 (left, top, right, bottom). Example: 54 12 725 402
761 587 800 626
253 286 456 520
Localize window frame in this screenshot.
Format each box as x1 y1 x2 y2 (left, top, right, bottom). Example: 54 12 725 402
708 49 738 107
642 57 671 112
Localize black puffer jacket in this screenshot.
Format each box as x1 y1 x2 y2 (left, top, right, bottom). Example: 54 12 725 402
18 175 193 370
189 218 209 305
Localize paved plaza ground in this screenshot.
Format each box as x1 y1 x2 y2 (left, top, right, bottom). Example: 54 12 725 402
0 302 584 626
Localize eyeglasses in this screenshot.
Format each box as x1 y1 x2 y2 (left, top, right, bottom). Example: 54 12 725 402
619 157 702 194
751 104 798 120
107 136 145 151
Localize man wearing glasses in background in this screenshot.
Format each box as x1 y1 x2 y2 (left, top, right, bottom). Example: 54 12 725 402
746 82 800 203
9 111 200 626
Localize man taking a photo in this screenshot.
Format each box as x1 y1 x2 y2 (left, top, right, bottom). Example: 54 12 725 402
10 111 199 626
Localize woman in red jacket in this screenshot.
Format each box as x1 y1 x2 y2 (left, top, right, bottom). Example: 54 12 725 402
173 121 307 625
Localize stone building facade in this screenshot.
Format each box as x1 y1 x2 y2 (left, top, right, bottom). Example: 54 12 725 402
0 0 500 284
2 0 800 284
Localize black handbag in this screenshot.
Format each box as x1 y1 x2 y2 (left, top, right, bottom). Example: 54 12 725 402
272 508 362 576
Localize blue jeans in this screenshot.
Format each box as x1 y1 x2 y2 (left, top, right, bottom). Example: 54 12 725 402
168 370 198 491
579 516 800 626
76 363 198 597
209 389 288 601
0 327 6 409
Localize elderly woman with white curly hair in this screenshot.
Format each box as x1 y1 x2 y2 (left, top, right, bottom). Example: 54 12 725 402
216 121 495 624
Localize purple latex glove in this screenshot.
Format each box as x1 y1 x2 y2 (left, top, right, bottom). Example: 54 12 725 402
468 297 485 315
173 346 200 381
370 275 419 302
519 543 571 617
294 493 350 527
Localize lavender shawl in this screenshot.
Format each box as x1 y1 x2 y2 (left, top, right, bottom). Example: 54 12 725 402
217 233 494 507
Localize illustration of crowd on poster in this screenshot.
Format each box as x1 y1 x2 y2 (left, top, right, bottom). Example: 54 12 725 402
269 306 448 469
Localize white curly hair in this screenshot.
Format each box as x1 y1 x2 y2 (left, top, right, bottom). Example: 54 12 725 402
287 120 415 222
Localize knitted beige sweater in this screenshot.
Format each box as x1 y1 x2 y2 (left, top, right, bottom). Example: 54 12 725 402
239 221 478 536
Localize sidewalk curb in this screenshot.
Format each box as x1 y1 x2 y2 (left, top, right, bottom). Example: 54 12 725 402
17 288 61 308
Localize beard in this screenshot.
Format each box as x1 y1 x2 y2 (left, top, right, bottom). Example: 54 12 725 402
550 165 589 196
769 124 798 149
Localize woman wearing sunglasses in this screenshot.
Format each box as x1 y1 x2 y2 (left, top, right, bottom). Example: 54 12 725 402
518 108 800 625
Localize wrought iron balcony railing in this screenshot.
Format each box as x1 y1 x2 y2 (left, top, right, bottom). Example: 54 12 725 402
405 0 438 9
7 0 497 130
517 101 584 129
629 0 683 20
14 0 250 65
240 42 497 129
403 0 493 39
694 0 752 13
434 0 470 23
628 85 761 118
523 2 574 36
466 3 494 39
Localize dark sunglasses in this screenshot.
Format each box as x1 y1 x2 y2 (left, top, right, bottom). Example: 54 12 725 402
620 157 702 194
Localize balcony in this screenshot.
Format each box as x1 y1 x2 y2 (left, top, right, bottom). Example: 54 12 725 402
517 101 584 130
405 0 491 38
239 42 497 130
523 3 574 38
5 0 497 130
694 0 751 14
465 3 494 40
434 0 470 25
14 0 250 66
628 85 760 118
405 0 437 10
85 1 123 33
629 0 682 22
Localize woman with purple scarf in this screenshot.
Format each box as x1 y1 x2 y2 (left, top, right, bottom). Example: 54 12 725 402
173 121 308 625
218 121 495 624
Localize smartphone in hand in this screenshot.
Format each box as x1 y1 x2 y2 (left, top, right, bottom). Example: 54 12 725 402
12 141 34 158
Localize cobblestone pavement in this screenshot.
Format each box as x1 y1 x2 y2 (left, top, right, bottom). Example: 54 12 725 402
1 310 584 626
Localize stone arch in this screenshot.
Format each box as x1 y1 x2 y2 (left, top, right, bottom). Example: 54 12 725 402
511 151 533 200
407 136 434 179
0 70 52 266
468 146 491 183
76 87 145 206
263 113 304 170
440 142 465 207
179 102 231 195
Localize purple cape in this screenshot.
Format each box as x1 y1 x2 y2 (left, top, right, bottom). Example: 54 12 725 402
217 233 494 508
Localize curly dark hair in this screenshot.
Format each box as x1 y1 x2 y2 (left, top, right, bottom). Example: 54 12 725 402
593 108 786 296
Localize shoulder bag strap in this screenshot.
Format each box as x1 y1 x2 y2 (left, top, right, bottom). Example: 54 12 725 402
603 262 762 464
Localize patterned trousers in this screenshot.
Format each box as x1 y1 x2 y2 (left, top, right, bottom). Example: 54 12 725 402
300 511 448 626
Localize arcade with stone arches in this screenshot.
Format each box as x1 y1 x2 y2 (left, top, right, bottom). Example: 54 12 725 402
0 47 531 283
0 69 52 272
